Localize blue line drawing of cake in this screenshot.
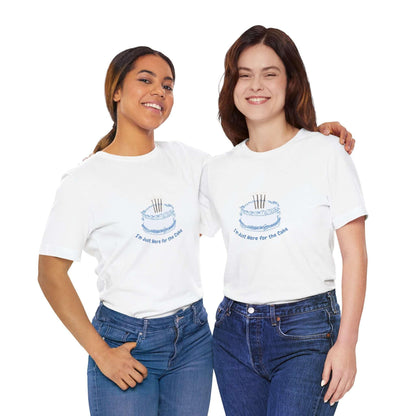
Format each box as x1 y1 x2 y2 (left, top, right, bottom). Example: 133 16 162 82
239 194 281 232
141 198 176 235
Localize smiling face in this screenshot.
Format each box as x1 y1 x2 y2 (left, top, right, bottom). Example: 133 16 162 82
233 43 287 127
113 54 174 134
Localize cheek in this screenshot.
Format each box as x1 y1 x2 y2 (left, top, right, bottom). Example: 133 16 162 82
164 96 174 117
233 84 245 110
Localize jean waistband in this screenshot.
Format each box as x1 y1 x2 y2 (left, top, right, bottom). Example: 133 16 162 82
222 291 339 318
94 299 205 333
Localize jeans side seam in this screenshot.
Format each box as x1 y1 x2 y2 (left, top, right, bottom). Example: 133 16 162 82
89 363 100 416
312 385 327 416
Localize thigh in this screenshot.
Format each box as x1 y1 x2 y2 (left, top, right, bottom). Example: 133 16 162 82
213 307 269 416
266 304 341 416
267 346 337 416
88 356 159 416
159 322 213 416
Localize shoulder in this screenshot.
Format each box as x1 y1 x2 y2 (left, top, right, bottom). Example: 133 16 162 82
57 153 103 193
295 129 348 159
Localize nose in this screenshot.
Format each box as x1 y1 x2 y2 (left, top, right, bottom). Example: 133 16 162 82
151 84 165 98
249 75 264 92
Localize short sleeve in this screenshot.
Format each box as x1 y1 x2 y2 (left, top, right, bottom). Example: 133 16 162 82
199 163 221 237
39 172 93 261
327 144 368 229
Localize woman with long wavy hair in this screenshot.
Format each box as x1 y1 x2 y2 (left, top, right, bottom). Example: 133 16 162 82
200 25 367 415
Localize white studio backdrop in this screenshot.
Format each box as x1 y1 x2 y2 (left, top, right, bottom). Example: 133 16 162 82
1 0 415 414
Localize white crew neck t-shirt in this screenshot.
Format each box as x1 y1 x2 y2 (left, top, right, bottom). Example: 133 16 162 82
199 129 367 304
40 141 209 318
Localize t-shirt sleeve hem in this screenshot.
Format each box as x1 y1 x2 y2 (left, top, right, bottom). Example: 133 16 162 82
39 245 82 262
333 207 368 230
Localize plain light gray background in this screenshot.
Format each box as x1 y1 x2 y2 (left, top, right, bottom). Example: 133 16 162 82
1 0 415 414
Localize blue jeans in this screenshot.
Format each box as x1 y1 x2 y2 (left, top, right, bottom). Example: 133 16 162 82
213 291 341 416
88 299 213 416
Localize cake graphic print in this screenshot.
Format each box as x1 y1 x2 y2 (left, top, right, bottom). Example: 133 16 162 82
239 194 281 232
141 198 176 235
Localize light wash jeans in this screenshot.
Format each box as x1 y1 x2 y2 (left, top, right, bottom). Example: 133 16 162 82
213 290 341 416
88 299 213 416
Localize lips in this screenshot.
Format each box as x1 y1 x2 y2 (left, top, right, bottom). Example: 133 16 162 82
142 102 164 112
246 96 270 105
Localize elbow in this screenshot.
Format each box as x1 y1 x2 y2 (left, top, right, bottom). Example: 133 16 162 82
38 257 50 291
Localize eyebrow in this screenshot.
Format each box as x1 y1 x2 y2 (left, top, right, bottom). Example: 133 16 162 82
137 69 174 82
238 66 281 72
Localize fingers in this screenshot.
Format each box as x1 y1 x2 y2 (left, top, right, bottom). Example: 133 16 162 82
342 130 355 154
122 341 137 352
134 360 148 379
323 370 356 406
321 358 332 389
121 342 148 378
317 122 355 154
99 341 148 391
114 359 147 390
348 138 356 154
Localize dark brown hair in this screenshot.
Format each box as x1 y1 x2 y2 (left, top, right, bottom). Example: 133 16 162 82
218 25 317 146
93 46 175 153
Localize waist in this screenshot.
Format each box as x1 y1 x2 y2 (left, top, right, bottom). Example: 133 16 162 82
94 298 205 333
222 290 339 318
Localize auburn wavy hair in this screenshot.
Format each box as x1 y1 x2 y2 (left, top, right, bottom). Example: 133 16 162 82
93 46 175 153
219 25 317 146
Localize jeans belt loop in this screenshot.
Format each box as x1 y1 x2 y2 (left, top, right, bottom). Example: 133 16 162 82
327 291 336 314
226 299 233 316
270 304 277 326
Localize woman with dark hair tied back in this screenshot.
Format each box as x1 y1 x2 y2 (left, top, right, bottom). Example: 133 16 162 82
200 26 367 415
38 46 213 416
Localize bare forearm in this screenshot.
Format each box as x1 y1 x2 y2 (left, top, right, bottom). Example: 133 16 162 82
38 259 110 362
322 217 367 404
336 217 368 346
337 252 367 346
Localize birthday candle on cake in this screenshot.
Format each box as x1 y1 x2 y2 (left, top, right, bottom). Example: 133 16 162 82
151 198 163 213
252 194 266 209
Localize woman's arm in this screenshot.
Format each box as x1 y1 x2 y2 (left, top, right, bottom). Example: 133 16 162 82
38 255 147 390
318 121 355 154
321 216 367 406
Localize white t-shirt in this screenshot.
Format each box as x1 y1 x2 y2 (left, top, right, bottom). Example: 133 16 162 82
199 129 367 304
40 141 209 318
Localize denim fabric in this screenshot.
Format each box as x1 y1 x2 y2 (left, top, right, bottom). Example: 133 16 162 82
213 291 341 416
88 299 213 416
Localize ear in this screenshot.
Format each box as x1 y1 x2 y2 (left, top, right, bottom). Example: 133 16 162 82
113 87 121 103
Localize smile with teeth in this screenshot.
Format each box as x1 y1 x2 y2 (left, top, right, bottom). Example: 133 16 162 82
246 96 270 105
143 102 163 112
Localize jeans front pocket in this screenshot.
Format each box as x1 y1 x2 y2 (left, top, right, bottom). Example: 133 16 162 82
277 308 332 341
95 321 141 348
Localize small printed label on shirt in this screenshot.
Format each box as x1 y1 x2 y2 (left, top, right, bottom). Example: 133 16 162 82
233 227 288 241
135 228 183 244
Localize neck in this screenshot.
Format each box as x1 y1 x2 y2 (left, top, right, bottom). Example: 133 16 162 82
246 116 299 152
104 123 155 156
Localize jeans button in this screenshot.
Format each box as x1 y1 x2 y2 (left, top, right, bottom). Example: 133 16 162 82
248 307 255 314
